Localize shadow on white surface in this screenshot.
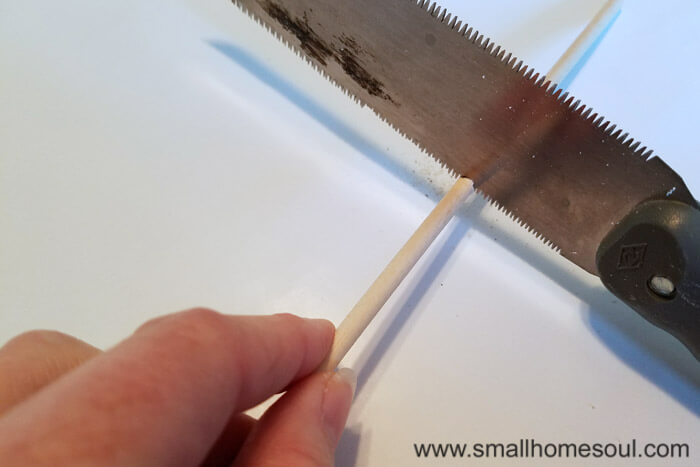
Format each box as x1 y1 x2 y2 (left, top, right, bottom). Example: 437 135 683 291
499 0 604 61
352 220 470 399
335 424 363 467
209 41 445 199
333 220 469 466
208 39 700 418
458 195 700 416
555 11 621 91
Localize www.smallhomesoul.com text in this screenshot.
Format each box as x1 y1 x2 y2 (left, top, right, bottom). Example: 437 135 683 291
413 439 690 459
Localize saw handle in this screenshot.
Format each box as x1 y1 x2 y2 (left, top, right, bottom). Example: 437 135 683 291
596 199 700 360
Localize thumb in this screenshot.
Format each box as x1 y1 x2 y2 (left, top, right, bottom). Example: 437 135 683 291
233 368 356 467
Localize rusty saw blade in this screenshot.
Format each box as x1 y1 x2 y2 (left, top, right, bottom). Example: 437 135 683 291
232 0 695 276
231 0 700 359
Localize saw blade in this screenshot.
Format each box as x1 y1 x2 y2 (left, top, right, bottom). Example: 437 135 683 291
232 0 696 275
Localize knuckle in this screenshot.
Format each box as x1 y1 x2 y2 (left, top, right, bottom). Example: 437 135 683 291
146 307 229 343
273 312 304 327
175 307 226 328
2 330 75 351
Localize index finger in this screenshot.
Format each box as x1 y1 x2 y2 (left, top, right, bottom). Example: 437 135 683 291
0 309 334 466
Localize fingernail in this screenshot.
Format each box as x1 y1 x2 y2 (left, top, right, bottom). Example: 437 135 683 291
322 367 356 445
334 367 357 396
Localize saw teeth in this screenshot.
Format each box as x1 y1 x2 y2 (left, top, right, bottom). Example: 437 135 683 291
239 0 662 170
406 0 664 168
231 0 673 262
471 186 558 251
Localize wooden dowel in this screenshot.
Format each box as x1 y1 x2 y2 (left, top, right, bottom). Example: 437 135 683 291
320 177 473 370
321 1 623 371
547 0 623 85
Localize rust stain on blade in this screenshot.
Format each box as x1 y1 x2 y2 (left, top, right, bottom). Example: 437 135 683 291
261 1 396 102
262 1 333 65
235 0 695 275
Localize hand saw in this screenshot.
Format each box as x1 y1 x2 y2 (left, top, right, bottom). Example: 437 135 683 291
232 0 700 360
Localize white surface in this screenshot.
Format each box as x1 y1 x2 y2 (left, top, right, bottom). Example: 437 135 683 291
1 0 699 465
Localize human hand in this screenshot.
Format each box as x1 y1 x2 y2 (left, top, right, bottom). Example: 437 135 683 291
0 309 355 466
